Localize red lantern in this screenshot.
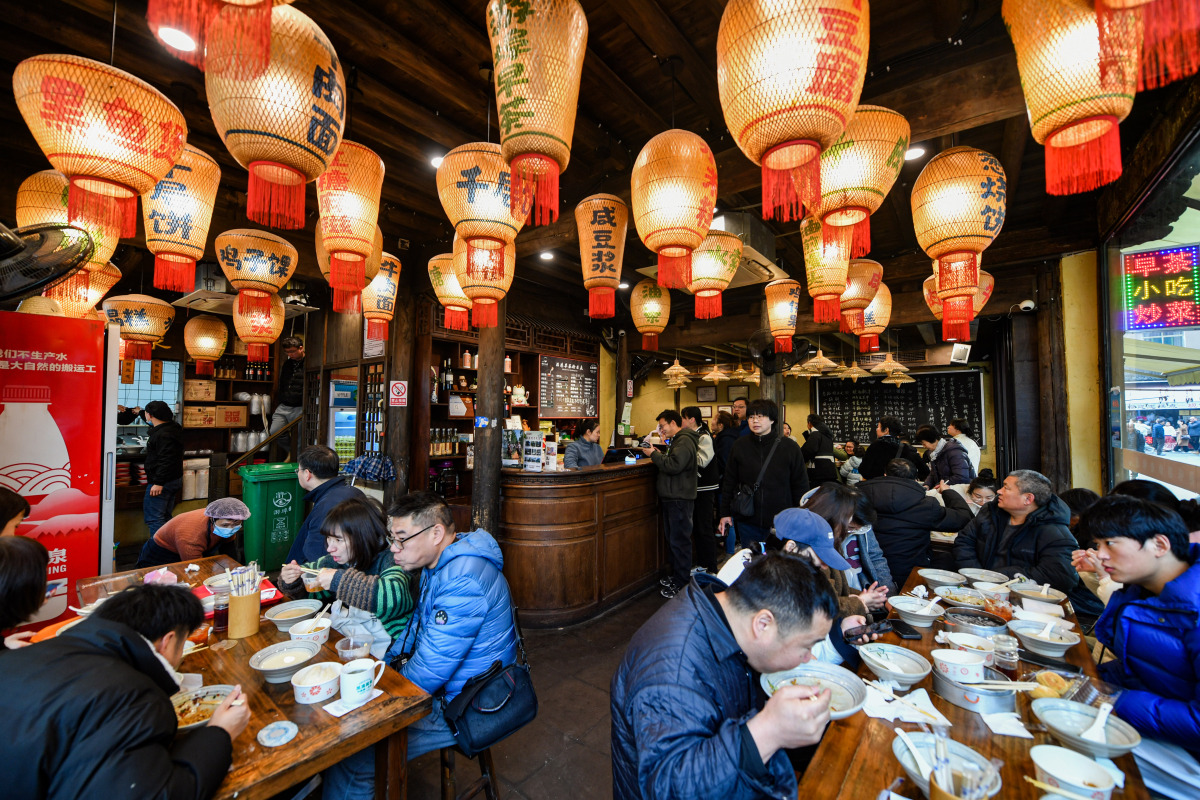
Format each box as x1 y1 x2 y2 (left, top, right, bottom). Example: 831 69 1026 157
315 140 384 298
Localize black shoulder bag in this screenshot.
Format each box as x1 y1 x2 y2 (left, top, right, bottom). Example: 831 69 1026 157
731 437 781 518
441 605 538 757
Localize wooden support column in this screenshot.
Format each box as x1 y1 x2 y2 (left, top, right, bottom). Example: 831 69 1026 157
412 299 434 492
383 270 417 505
759 302 783 404
1036 265 1072 491
614 330 630 448
472 298 507 534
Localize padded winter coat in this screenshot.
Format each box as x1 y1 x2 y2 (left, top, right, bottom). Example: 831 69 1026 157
720 430 809 530
858 435 929 481
923 438 975 488
859 477 975 586
952 494 1079 593
286 477 369 564
801 425 839 485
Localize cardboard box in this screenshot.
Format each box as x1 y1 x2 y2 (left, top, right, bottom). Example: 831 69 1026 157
183 405 217 428
184 379 217 401
215 405 248 428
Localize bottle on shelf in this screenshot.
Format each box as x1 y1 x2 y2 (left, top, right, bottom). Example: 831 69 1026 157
430 365 439 404
462 349 472 369
473 352 479 369
504 354 512 373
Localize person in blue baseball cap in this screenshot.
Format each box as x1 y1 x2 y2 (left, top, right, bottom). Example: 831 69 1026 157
774 508 851 570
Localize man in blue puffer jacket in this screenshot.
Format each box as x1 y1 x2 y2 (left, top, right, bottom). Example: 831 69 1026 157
1082 496 1200 799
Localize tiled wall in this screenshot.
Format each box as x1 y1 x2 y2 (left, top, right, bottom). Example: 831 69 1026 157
117 360 182 414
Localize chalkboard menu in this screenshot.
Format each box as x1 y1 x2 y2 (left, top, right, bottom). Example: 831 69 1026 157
814 370 985 446
538 355 599 419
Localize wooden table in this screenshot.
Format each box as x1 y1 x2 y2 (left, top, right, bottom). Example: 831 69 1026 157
77 557 433 800
796 572 1150 800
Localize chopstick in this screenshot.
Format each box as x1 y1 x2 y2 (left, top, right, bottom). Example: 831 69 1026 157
299 567 323 575
970 681 1040 691
186 645 209 656
1023 776 1095 800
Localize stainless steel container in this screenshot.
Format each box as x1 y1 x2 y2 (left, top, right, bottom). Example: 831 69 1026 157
939 606 1009 638
932 666 1016 714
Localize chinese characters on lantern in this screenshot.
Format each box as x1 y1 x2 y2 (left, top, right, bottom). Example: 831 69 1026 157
1125 245 1200 330
978 154 1007 233
218 245 293 278
490 0 535 137
587 204 618 277
309 53 345 157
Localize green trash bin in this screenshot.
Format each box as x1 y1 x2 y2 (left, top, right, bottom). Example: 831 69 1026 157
238 463 303 572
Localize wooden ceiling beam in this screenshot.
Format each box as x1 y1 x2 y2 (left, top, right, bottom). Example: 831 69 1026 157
1000 115 1029 204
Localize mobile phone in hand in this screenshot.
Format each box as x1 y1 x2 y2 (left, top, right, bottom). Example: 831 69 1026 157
889 618 923 640
843 620 893 645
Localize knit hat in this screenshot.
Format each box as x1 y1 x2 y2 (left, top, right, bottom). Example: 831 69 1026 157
205 497 251 520
773 507 850 570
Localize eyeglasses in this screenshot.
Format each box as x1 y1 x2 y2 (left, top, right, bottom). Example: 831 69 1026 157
386 524 434 549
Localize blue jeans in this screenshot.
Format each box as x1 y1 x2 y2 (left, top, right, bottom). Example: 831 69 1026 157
321 705 458 800
143 477 181 540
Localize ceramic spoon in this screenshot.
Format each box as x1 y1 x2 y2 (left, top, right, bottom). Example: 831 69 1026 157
1079 702 1113 744
895 727 934 779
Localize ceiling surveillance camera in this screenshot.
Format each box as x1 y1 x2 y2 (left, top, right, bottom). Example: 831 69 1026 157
1019 300 1036 312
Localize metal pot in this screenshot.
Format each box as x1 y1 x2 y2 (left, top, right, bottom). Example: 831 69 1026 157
932 666 1016 714
939 606 1009 639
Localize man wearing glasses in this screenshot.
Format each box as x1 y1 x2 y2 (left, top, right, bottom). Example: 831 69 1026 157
383 492 519 759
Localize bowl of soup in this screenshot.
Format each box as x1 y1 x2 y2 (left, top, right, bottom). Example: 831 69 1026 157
290 617 332 645
265 599 323 632
250 640 321 683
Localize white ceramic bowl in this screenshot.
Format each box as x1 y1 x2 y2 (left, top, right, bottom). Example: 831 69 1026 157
960 568 1008 583
891 733 1002 799
934 585 987 608
1030 744 1115 800
917 568 966 589
932 648 987 684
172 684 235 730
291 661 342 704
289 618 332 645
973 581 1012 600
249 640 321 684
888 595 944 628
1009 620 1080 658
760 661 867 720
265 599 323 632
857 643 932 688
1031 698 1142 759
943 632 995 666
1010 581 1068 605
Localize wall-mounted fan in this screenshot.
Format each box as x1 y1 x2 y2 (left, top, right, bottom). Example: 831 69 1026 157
746 328 804 376
0 222 95 304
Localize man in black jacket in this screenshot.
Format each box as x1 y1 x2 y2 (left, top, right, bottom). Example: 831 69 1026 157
0 584 249 800
143 400 185 539
285 445 368 563
269 336 306 460
860 459 975 586
644 410 700 597
719 399 808 549
953 469 1079 593
858 416 929 482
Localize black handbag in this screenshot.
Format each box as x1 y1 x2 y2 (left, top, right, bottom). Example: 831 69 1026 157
440 606 537 757
731 437 780 518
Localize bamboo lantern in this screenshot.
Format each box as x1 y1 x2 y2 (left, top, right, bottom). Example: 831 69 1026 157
717 0 870 222
870 352 909 374
102 295 176 361
630 278 670 350
363 253 401 342
57 262 121 319
206 5 345 229
843 361 871 383
663 358 691 381
1004 0 1140 195
804 348 837 372
689 230 743 320
437 142 527 282
764 278 802 352
574 194 628 318
630 130 718 289
816 105 910 257
13 55 187 239
701 364 731 383
840 258 883 334
452 236 516 329
428 253 471 332
850 282 891 352
148 0 294 73
316 141 384 296
142 144 221 292
184 315 228 375
911 146 1005 334
1099 0 1200 90
800 215 851 324
315 221 383 314
925 267 995 341
486 0 588 227
215 228 298 317
18 297 64 316
234 291 285 361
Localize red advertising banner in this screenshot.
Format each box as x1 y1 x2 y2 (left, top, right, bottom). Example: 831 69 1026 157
0 311 104 631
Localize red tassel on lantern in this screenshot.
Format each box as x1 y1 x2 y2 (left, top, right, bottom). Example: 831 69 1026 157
44 270 89 304
762 140 820 222
206 0 273 80
813 297 841 324
147 0 220 68
941 296 974 343
657 251 692 290
248 343 270 361
588 288 615 319
841 309 865 334
509 154 559 226
695 292 723 320
194 359 215 376
153 254 196 293
465 238 505 280
641 333 659 350
125 341 153 361
472 301 498 328
329 253 366 292
247 161 306 229
821 221 855 253
850 216 871 259
1044 115 1122 195
332 289 361 315
444 307 470 332
366 319 388 341
774 335 793 353
237 290 272 316
69 177 137 239
859 334 880 352
1097 0 1200 91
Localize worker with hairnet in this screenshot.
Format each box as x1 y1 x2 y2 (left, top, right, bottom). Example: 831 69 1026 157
135 497 251 567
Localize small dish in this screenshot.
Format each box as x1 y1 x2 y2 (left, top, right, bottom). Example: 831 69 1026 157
972 581 1012 600
857 643 931 688
934 585 987 608
888 595 944 628
1009 620 1080 658
173 684 235 730
1031 698 1142 759
1010 582 1068 605
265 599 323 632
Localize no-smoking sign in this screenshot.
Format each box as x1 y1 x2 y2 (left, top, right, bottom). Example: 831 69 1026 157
389 380 408 407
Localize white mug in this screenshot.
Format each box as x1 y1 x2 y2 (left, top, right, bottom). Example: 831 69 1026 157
340 658 385 706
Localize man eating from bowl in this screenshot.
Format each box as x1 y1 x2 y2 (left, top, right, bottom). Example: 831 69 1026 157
0 584 250 799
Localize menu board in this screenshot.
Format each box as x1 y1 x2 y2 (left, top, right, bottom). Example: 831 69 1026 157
538 354 599 419
814 370 985 446
1123 244 1200 330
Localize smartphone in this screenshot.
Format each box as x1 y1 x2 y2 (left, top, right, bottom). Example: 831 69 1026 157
889 618 923 640
843 619 893 645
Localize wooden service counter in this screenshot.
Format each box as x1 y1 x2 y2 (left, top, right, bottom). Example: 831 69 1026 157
496 460 662 628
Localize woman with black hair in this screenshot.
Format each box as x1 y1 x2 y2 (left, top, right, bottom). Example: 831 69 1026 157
1 487 31 537
564 419 604 469
1 535 48 649
801 414 839 486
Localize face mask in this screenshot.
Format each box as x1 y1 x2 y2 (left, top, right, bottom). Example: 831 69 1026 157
213 524 241 539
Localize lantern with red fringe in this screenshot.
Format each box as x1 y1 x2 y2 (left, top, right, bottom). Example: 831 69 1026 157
206 5 345 229
850 282 891 352
487 0 587 227
234 291 284 361
13 54 187 239
184 315 228 375
800 215 851 324
150 0 296 76
58 262 121 319
717 0 869 222
452 235 515 329
575 193 628 318
428 253 471 332
102 295 176 361
436 142 527 283
363 253 401 341
816 105 910 257
142 144 221 292
316 222 382 314
1098 0 1197 90
925 266 995 341
689 230 742 320
1004 0 1140 195
765 278 802 352
215 228 297 317
631 130 718 289
316 140 384 300
840 258 883 334
911 146 1006 337
630 278 669 351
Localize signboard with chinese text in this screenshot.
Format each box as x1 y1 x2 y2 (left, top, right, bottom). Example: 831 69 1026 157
815 370 985 447
538 355 599 419
1124 245 1200 330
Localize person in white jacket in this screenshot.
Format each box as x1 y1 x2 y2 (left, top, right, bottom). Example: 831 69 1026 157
838 439 863 485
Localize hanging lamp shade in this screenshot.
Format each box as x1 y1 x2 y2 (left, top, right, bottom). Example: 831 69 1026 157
702 364 731 383
574 193 628 319
828 360 848 378
805 348 837 372
233 291 284 361
731 363 749 381
851 282 891 352
765 278 802 352
452 236 515 329
839 258 883 334
1099 0 1200 90
663 358 691 381
315 222 382 314
801 215 851 323
184 314 228 375
717 0 870 222
437 142 527 282
315 140 384 297
870 352 909 374
206 5 345 229
363 253 401 342
142 144 221 292
630 278 670 350
630 130 718 289
911 146 1005 337
102 294 176 361
215 228 297 318
925 266 995 341
57 262 121 319
428 253 471 332
486 0 588 227
1004 0 1140 195
148 0 295 74
746 367 762 386
688 229 743 320
13 54 187 239
843 361 871 382
816 105 910 257
882 369 915 386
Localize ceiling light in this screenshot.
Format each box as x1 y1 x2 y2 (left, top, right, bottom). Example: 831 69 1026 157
618 282 629 289
904 146 926 161
706 357 713 361
712 206 719 213
430 156 444 168
539 251 553 260
158 27 196 51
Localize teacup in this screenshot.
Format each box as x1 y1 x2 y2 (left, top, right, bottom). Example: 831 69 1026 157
932 648 987 684
340 658 385 706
